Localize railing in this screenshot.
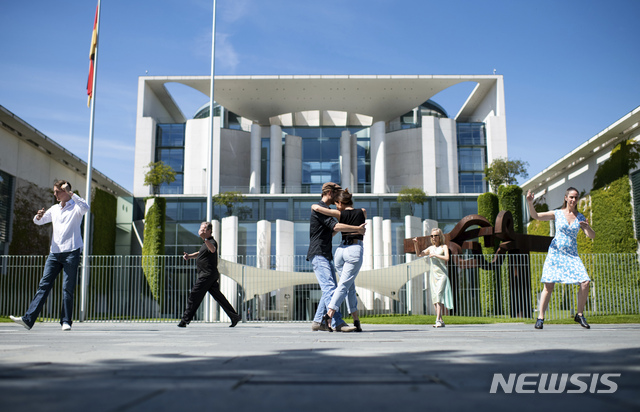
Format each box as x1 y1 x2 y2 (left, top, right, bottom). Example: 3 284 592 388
1 254 638 323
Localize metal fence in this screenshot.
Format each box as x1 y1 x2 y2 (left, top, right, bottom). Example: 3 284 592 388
1 253 638 323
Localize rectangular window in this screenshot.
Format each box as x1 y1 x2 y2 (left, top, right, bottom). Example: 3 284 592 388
457 123 487 193
265 200 289 221
156 124 185 194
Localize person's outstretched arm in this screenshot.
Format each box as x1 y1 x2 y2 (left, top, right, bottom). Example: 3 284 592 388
311 204 341 219
526 190 555 221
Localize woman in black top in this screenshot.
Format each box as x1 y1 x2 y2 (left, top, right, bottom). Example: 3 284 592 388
312 189 366 332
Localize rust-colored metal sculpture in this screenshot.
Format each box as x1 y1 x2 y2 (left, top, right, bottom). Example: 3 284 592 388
405 211 553 318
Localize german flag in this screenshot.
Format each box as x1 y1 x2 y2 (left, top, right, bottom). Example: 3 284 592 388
87 4 98 107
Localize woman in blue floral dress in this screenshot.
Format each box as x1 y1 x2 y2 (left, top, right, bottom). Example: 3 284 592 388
526 187 595 330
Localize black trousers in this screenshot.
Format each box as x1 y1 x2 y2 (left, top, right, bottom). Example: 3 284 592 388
181 274 238 322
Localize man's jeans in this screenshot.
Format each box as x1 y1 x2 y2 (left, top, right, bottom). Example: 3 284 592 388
312 255 343 327
22 249 81 327
329 242 363 313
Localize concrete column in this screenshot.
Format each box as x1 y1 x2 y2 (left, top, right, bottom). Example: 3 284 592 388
373 216 384 269
270 124 282 194
441 118 458 194
404 215 422 263
421 116 437 195
340 130 352 190
423 219 438 236
212 116 221 194
371 121 386 194
219 216 238 323
383 219 392 268
256 220 271 269
249 124 262 194
350 133 358 192
284 135 302 194
276 219 295 272
362 218 373 271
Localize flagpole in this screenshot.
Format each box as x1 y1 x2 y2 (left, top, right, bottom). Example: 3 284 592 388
204 0 217 323
206 0 216 223
80 0 101 322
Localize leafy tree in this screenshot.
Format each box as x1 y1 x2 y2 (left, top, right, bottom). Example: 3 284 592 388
483 158 529 194
397 187 428 216
213 191 246 217
143 161 176 195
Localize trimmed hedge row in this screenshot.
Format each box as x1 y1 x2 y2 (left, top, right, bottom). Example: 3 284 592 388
142 197 166 304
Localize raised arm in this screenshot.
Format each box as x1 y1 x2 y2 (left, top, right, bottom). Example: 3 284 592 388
412 237 428 257
526 190 555 221
311 204 341 219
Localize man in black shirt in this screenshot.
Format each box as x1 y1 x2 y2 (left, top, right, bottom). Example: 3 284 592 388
178 222 241 328
308 182 365 332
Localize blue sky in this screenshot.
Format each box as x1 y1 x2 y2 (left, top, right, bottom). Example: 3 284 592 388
1 0 639 194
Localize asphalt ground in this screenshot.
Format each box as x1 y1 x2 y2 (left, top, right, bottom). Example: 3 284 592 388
1 321 638 412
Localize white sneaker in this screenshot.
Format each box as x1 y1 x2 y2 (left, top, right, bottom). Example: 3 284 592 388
9 315 31 330
433 320 444 328
61 323 72 331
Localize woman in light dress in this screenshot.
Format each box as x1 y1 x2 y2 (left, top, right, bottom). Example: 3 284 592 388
413 228 454 328
526 187 595 330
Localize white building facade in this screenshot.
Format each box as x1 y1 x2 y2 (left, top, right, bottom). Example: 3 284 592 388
132 75 509 318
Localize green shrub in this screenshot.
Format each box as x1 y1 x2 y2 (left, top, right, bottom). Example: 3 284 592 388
91 188 117 255
142 197 166 303
498 185 523 233
477 192 500 316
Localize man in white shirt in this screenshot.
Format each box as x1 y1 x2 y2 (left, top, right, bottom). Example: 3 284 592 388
10 180 90 331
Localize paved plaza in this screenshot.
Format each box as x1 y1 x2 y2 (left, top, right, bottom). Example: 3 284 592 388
1 321 639 412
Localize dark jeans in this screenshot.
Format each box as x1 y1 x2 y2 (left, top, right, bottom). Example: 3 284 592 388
23 249 81 327
181 274 238 322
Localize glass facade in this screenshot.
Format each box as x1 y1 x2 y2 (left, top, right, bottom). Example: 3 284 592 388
260 126 371 194
155 124 185 194
457 123 487 193
160 195 478 269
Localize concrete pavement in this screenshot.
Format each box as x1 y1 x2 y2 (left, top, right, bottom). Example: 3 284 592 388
1 321 639 412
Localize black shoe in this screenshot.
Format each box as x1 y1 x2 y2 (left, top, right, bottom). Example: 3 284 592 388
534 318 544 329
177 320 188 328
230 314 241 327
354 320 362 332
321 314 333 332
574 314 590 329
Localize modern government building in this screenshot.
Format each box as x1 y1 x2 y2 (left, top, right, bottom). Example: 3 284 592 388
132 74 508 268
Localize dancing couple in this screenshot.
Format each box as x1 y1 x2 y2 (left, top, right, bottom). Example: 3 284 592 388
308 182 366 332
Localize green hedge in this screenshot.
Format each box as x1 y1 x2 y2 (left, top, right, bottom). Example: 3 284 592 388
142 197 166 304
477 192 500 316
498 185 523 233
591 176 635 253
91 188 117 255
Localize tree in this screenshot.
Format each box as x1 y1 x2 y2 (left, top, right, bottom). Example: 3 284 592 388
483 158 529 194
143 161 176 195
397 187 428 216
213 191 246 217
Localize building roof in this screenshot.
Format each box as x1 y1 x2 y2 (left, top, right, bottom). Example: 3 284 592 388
521 105 640 192
141 74 502 124
0 105 131 197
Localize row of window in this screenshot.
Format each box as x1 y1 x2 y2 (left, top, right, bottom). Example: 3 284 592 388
155 122 487 194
